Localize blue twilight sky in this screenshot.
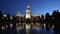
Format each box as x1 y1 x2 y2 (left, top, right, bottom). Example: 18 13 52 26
0 0 60 16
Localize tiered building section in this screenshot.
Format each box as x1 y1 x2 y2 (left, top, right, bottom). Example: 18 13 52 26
16 4 40 24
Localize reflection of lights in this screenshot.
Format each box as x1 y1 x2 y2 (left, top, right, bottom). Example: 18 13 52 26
19 19 21 21
26 24 31 34
26 24 31 30
44 24 46 28
48 24 50 28
35 23 40 32
52 25 54 29
16 23 18 27
10 24 13 28
26 14 31 19
16 27 19 33
39 23 40 26
22 23 26 26
6 25 8 28
19 23 21 25
31 23 34 26
16 26 21 33
36 23 38 25
2 26 4 30
36 27 40 33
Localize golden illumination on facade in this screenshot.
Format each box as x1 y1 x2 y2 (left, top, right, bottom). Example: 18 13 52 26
10 24 13 28
48 24 50 28
22 23 26 26
16 23 19 27
26 23 31 34
35 23 39 27
25 4 31 19
31 23 34 26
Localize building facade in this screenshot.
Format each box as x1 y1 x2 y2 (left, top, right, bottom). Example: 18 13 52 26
16 4 41 24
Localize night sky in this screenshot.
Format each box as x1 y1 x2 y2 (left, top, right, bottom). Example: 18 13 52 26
0 0 60 16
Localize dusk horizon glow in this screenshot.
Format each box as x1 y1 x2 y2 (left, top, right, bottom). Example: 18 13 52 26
0 0 60 16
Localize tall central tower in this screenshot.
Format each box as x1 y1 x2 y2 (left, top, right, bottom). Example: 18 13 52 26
25 4 31 19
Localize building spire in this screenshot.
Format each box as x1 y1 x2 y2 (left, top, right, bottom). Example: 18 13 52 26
27 0 30 10
17 11 20 14
25 0 31 19
16 10 21 16
36 11 40 16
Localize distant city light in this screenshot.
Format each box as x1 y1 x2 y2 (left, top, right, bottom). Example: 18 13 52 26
10 24 13 28
52 25 54 29
3 15 7 17
2 26 4 30
44 23 46 28
10 16 12 19
6 25 8 28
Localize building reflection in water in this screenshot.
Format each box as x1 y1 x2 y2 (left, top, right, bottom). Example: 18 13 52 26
10 24 13 28
26 24 31 34
0 1 60 34
2 26 5 30
6 25 8 28
0 22 57 34
44 23 46 28
52 25 54 29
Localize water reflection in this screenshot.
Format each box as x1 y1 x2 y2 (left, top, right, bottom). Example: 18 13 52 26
0 23 60 34
31 24 54 34
52 25 54 29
